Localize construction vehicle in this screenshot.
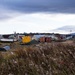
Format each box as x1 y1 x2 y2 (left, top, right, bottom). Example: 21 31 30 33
21 36 31 44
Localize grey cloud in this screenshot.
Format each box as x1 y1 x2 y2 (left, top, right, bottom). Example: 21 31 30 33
0 5 21 20
0 0 75 20
0 0 75 13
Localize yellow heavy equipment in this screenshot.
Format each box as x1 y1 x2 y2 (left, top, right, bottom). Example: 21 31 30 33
21 36 31 44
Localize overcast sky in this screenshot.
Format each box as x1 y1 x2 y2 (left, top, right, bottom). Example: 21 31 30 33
0 0 75 34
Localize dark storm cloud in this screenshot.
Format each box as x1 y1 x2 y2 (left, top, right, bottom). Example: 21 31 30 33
0 0 75 19
0 0 75 13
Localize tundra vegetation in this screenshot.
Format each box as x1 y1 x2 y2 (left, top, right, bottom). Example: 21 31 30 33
0 41 75 75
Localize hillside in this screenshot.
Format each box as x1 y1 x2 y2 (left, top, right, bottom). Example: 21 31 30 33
49 25 75 34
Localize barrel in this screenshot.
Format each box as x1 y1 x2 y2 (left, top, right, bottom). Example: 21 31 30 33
39 37 45 42
45 37 51 42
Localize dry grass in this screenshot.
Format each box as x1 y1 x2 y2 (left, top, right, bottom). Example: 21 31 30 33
0 42 75 75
